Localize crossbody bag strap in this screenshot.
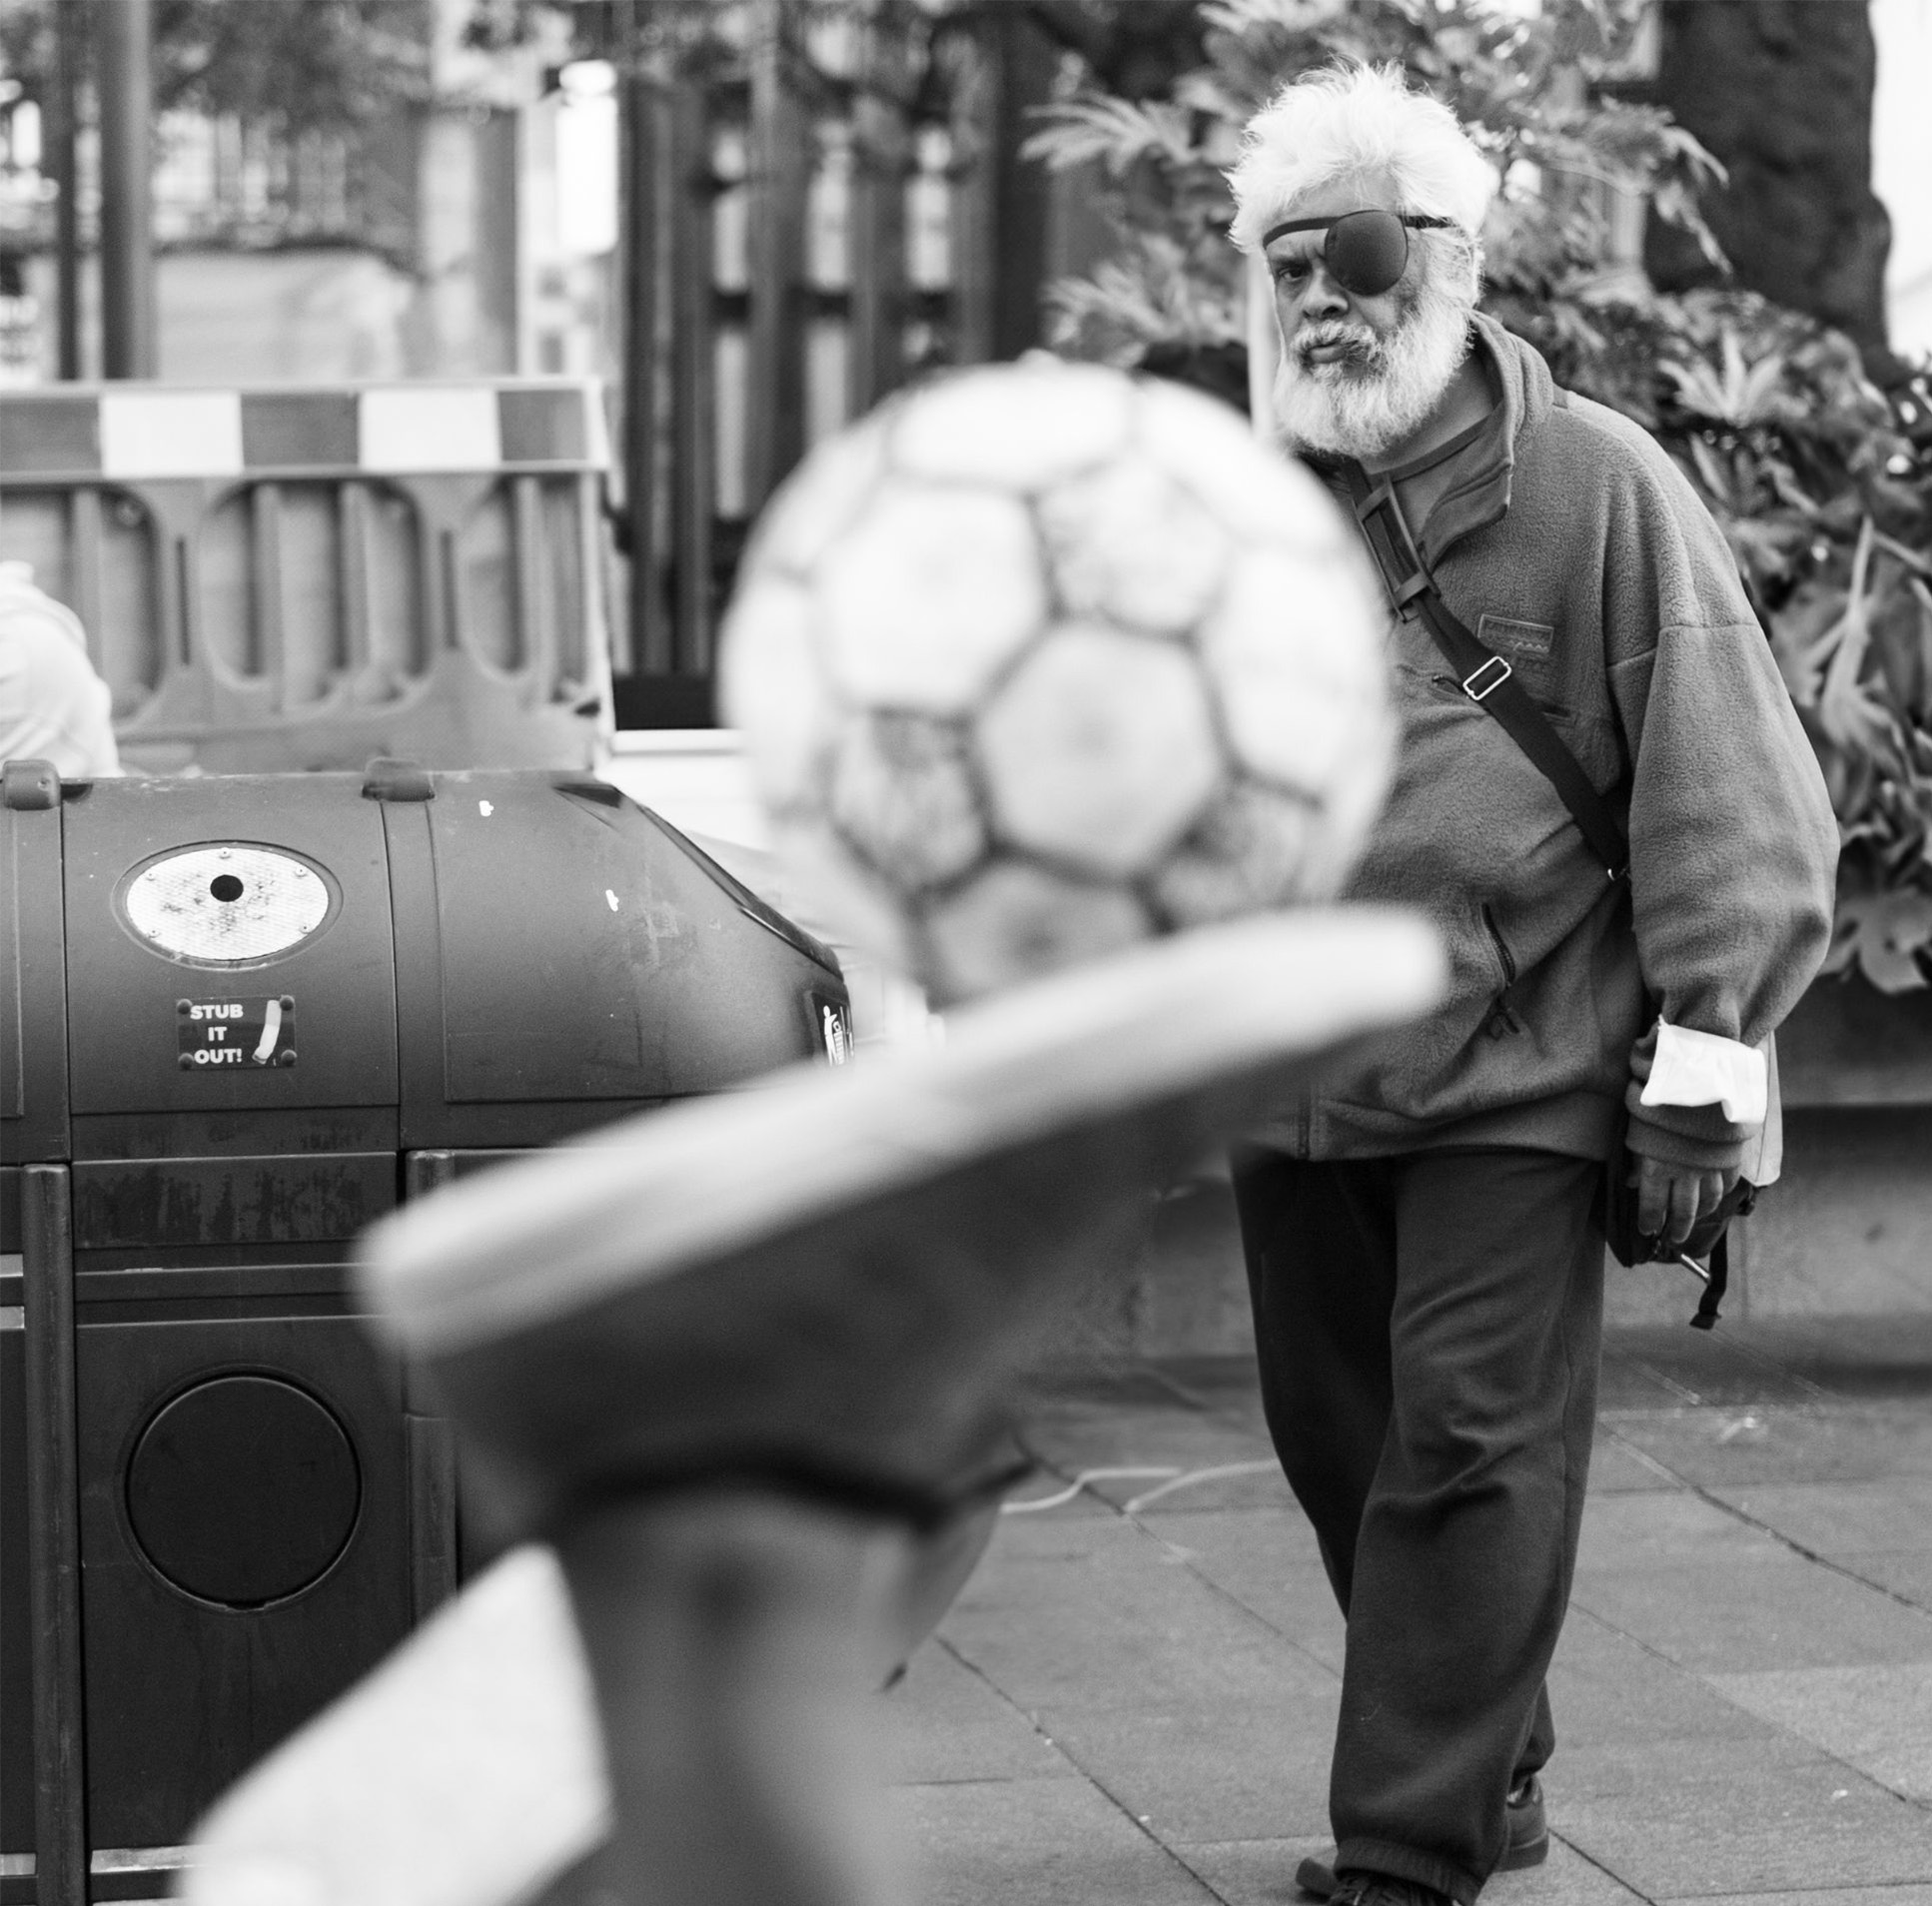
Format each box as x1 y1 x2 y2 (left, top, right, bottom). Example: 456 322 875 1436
1338 458 1629 884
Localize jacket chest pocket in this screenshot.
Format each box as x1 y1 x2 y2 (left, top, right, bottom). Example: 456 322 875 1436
1473 613 1569 717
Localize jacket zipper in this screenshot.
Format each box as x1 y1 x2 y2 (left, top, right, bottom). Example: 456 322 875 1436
1481 904 1517 985
1480 904 1523 1036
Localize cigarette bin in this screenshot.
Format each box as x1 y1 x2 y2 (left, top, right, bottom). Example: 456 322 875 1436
0 757 849 1906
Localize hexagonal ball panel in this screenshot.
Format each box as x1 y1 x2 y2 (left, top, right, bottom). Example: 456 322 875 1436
817 484 1047 715
717 574 836 812
1037 454 1231 636
1201 543 1389 796
828 711 988 892
976 624 1223 880
1148 782 1320 926
921 856 1150 1002
890 360 1131 491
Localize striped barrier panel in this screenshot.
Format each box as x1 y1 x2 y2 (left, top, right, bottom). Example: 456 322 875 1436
0 381 615 775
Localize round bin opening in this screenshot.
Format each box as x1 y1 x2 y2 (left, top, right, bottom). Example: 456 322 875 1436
209 873 245 902
126 1376 362 1608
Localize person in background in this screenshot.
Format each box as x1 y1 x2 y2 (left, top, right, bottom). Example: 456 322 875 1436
1221 60 1838 1906
0 558 121 776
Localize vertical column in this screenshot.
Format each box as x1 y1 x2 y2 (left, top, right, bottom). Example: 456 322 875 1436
849 2 910 413
743 0 810 518
22 1164 86 1906
947 8 1056 367
98 0 158 380
619 5 671 678
668 69 715 678
48 0 84 379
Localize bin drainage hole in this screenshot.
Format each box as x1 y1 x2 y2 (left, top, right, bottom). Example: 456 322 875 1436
210 874 245 902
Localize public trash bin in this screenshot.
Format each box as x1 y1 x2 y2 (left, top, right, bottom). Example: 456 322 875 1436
0 756 850 1906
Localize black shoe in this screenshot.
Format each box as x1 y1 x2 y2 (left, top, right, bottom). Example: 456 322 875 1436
1295 1777 1549 1898
1329 1876 1450 1906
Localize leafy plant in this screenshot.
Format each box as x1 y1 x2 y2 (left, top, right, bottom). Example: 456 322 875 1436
1025 0 1932 991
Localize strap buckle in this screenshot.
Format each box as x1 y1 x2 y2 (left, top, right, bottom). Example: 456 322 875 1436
1460 655 1512 702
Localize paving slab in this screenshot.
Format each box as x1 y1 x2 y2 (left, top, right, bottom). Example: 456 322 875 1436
1660 1315 1932 1399
1582 1435 1684 1494
1134 1507 1348 1674
1707 1661 1932 1802
1599 1330 1837 1410
1547 1737 1932 1895
1604 1403 1932 1487
892 1773 1223 1906
1573 1488 1789 1571
1659 1892 1932 1906
1036 1696 1337 1844
942 1517 1339 1715
1147 1835 1336 1906
1545 1608 1785 1747
880 1638 1075 1786
1694 1476 1932 1557
1482 1840 1653 1906
1569 1550 1932 1672
1831 1550 1932 1610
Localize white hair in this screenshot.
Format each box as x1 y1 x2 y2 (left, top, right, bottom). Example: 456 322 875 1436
1226 61 1497 257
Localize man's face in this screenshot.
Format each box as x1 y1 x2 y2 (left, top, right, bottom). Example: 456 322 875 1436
1262 169 1475 462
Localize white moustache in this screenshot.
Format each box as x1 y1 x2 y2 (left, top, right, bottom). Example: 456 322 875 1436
1295 323 1381 366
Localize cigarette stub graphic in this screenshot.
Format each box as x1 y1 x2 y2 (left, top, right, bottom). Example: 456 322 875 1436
253 997 283 1065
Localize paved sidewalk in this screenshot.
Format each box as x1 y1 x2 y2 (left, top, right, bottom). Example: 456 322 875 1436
885 1314 1932 1906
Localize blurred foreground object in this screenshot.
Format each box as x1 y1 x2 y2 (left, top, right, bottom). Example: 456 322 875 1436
0 381 611 775
0 560 119 776
185 911 1446 1906
720 357 1394 1003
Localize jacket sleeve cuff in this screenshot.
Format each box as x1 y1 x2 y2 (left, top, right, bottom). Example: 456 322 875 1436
1630 1089 1754 1174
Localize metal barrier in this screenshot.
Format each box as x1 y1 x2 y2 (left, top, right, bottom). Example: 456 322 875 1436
0 381 613 774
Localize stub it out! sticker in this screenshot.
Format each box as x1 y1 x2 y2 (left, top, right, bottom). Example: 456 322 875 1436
178 996 298 1070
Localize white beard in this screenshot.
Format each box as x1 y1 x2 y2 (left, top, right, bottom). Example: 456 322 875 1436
1271 272 1475 463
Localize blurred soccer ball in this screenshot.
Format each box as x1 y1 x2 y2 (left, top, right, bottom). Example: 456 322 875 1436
718 358 1394 1005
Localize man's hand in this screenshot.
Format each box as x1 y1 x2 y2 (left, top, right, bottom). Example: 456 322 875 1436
1628 1155 1740 1254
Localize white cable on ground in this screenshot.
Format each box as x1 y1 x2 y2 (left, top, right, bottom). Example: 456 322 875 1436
1001 1458 1285 1515
1001 1467 1179 1513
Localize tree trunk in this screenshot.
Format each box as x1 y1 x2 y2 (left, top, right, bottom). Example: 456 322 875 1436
1644 0 1898 373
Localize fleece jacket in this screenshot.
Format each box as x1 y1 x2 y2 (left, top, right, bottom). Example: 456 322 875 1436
1251 314 1839 1171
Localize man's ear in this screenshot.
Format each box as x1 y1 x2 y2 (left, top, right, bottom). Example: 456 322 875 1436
1245 251 1280 437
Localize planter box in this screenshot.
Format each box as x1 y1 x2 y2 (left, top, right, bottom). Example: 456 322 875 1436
1722 978 1932 1320
1776 979 1932 1107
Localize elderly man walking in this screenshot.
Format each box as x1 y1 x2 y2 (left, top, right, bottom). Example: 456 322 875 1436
1223 63 1837 1906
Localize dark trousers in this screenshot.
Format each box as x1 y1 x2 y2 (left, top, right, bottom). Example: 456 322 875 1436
1230 1146 1604 1904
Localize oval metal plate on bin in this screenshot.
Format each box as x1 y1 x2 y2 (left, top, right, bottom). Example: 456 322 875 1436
125 1376 363 1607
122 844 333 964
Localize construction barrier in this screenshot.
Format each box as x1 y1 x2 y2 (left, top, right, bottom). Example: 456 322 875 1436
0 381 614 775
